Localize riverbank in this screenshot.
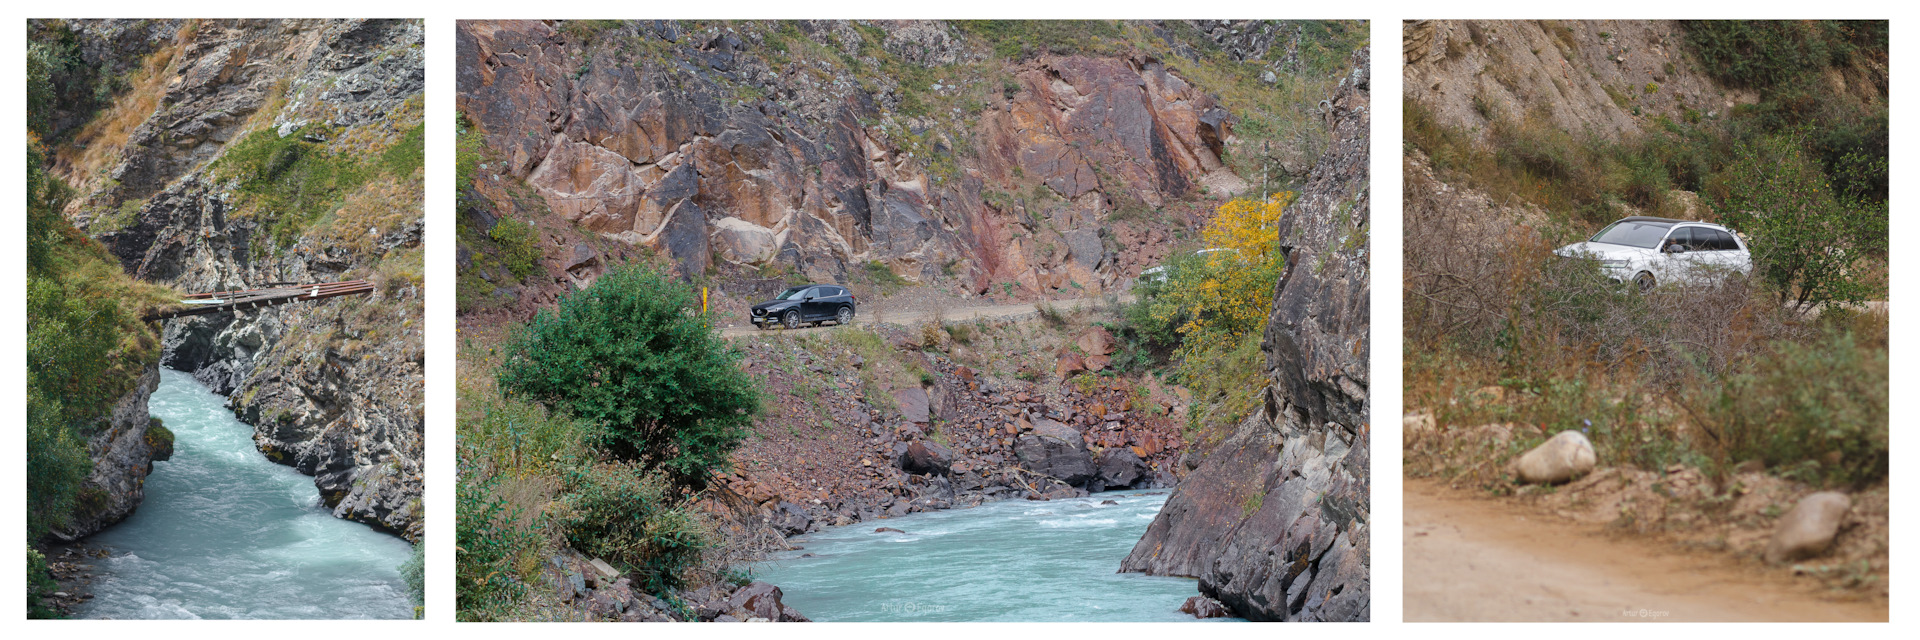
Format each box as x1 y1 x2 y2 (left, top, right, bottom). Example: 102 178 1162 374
71 369 414 620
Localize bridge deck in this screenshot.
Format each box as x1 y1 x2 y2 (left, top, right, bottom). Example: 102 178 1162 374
146 280 375 321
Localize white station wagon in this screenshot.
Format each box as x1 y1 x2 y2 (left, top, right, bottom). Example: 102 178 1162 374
1554 216 1753 290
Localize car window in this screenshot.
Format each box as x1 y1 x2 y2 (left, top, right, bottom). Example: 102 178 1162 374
776 287 809 300
1591 220 1673 249
827 287 844 297
1663 227 1694 251
1709 229 1738 251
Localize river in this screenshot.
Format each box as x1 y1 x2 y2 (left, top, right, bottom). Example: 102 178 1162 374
750 489 1240 622
77 368 414 619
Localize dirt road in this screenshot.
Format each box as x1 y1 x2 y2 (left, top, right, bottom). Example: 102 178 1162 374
1403 478 1886 622
718 295 1130 338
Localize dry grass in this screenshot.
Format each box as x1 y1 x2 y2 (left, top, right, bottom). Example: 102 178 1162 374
318 175 425 252
52 23 196 190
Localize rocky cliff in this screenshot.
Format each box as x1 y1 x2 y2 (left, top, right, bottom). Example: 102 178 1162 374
47 19 426 540
455 20 1355 318
1120 46 1370 622
52 365 162 542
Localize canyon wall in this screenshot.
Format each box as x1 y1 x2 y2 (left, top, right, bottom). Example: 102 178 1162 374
455 20 1337 317
1121 46 1370 622
52 19 426 540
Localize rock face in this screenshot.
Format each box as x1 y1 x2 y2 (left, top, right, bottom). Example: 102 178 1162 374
53 365 162 542
56 19 427 541
1015 418 1097 487
454 20 1256 316
1765 492 1852 564
1514 430 1598 484
1120 46 1370 622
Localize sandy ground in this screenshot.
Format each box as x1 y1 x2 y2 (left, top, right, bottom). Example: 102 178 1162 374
719 295 1131 338
1403 478 1886 622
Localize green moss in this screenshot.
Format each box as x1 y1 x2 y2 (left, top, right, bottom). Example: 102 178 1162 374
214 126 375 248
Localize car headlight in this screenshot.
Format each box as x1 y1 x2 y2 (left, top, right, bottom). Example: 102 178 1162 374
1599 259 1629 269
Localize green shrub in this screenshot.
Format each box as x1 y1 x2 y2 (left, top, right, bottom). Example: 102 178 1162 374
28 546 61 618
459 392 599 477
1691 330 1887 487
553 461 710 595
487 217 544 282
1717 131 1887 311
455 453 542 621
496 264 761 491
401 540 426 619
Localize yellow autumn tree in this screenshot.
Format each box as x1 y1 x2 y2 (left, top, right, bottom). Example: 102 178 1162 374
1148 192 1292 348
1128 192 1292 435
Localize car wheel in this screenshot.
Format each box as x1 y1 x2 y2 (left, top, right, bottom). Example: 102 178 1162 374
1634 271 1656 292
783 310 801 330
837 306 853 326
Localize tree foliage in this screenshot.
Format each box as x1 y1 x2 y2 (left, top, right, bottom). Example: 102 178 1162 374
496 264 761 492
1718 130 1887 311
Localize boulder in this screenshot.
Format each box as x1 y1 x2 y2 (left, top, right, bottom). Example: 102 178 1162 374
1055 351 1085 379
892 387 931 424
874 527 906 534
1015 418 1096 487
769 501 812 537
711 217 779 265
728 581 786 621
902 440 954 476
1095 447 1149 490
1181 595 1232 619
1513 430 1597 484
1765 492 1851 564
1075 326 1116 356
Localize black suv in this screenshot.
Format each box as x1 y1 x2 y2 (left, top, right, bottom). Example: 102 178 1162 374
750 284 857 330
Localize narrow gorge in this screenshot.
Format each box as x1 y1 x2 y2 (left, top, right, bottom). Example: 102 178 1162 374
455 19 1367 622
28 18 425 618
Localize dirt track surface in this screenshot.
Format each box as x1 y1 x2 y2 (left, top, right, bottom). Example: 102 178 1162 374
1404 478 1886 622
719 295 1130 338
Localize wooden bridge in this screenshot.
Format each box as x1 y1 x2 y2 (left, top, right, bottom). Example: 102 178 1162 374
144 280 375 321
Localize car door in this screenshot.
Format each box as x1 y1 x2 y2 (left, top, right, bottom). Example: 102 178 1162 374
1663 226 1713 284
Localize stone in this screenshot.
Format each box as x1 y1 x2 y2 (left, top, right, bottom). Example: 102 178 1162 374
902 440 954 476
769 501 813 537
728 581 786 621
892 387 931 424
588 558 620 579
874 527 906 534
1015 418 1096 487
1765 492 1851 564
1514 430 1597 484
1075 326 1116 356
1095 447 1149 490
1055 352 1085 378
1181 595 1232 619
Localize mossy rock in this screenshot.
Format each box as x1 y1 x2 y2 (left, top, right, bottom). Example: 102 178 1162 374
144 417 174 462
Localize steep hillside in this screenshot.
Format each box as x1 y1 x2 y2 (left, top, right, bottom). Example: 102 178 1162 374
455 20 1362 318
1120 46 1370 622
1402 20 1888 606
37 19 427 540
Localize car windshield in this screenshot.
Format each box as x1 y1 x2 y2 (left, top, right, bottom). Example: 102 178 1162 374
1589 220 1673 249
775 287 810 300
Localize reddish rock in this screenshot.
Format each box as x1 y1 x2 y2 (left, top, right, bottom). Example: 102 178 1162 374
1055 352 1085 379
892 387 931 424
1181 595 1232 619
1076 327 1116 356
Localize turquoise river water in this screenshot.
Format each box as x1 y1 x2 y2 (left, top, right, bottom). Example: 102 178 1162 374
751 489 1241 622
77 369 413 619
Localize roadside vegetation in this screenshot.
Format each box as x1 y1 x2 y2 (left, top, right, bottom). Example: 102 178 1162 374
1403 20 1887 492
1109 194 1289 442
457 264 763 620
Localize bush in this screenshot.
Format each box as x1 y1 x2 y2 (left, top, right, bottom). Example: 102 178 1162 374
459 392 599 478
28 546 61 619
1689 329 1888 487
1718 131 1887 312
401 540 426 619
455 453 543 621
496 264 761 491
488 217 545 281
553 461 710 596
